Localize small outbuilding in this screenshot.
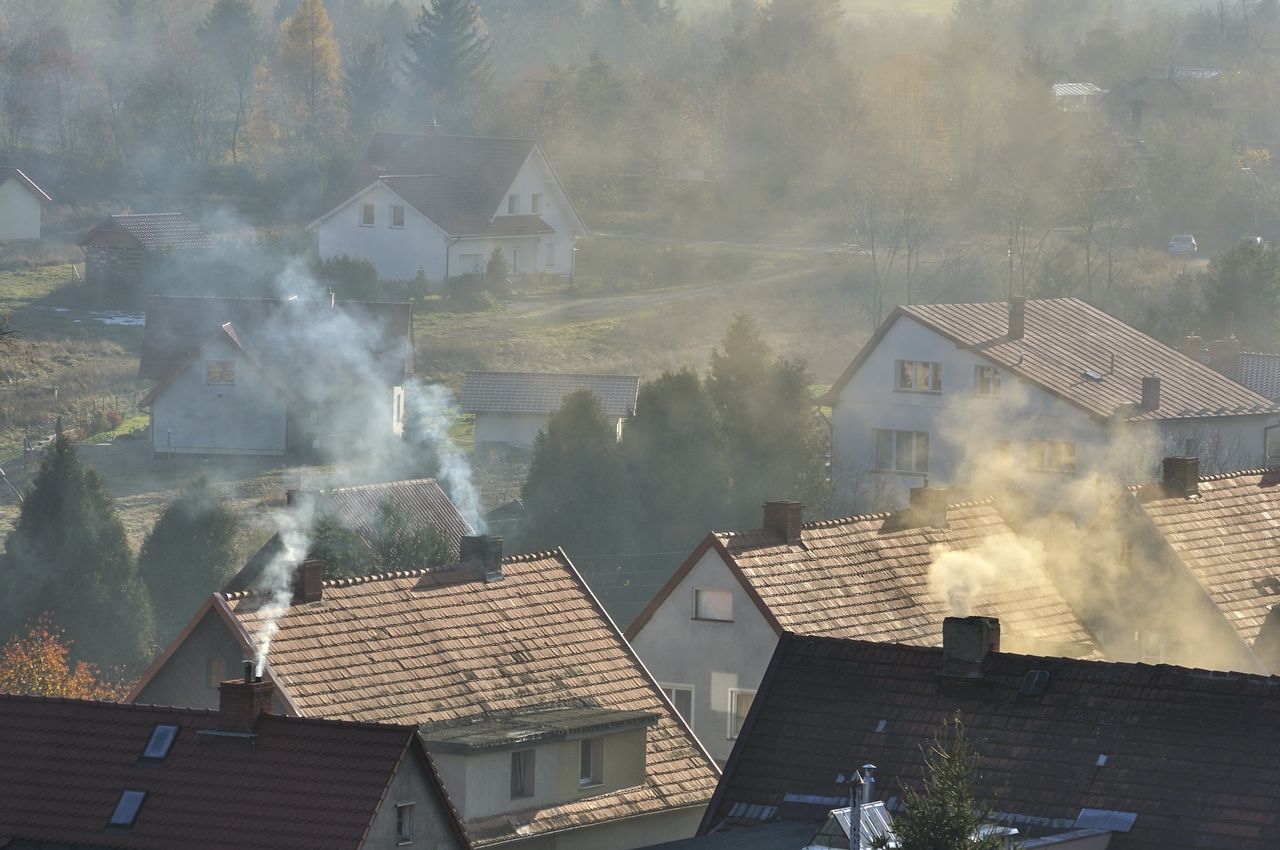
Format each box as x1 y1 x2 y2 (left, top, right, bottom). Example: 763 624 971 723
460 371 640 452
0 167 51 240
78 213 214 296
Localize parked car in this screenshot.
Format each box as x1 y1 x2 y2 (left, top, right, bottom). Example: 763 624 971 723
1169 234 1198 255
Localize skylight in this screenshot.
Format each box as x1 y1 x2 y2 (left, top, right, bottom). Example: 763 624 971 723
142 724 178 760
108 790 146 827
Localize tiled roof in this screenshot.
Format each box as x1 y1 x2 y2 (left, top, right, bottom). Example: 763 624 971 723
0 694 462 850
460 371 640 417
365 133 537 218
1227 352 1280 400
138 295 414 385
0 166 51 202
1133 468 1280 646
705 632 1280 849
80 213 214 251
377 175 556 237
824 298 1274 421
629 501 1099 659
212 551 718 846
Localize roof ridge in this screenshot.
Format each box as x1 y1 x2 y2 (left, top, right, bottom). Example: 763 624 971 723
1130 465 1280 494
317 477 441 494
714 497 997 537
0 692 218 715
465 370 641 379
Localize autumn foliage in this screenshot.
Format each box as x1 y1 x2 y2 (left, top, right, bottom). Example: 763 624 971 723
0 614 127 700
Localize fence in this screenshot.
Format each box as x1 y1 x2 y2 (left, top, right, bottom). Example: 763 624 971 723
19 389 147 462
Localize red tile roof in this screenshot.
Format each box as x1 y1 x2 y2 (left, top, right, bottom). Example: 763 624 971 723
822 298 1274 421
0 166 51 202
628 501 1099 659
704 632 1280 849
79 213 214 251
141 551 719 846
1133 468 1280 646
460 371 640 417
0 694 465 850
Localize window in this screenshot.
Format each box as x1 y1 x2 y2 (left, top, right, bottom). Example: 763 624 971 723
508 194 519 214
1028 439 1077 473
141 724 178 760
661 684 694 726
895 360 943 392
396 802 414 844
531 193 542 214
205 658 226 690
108 790 146 827
545 242 555 266
728 689 755 739
511 749 535 798
974 364 1001 396
874 429 929 473
390 204 405 229
360 203 375 226
579 737 603 787
694 588 733 621
205 360 236 385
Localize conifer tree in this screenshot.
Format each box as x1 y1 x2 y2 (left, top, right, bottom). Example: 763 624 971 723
403 0 492 109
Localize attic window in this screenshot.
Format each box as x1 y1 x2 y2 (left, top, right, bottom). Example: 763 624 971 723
360 203 375 226
531 193 542 214
108 790 146 827
390 204 405 229
142 724 179 760
508 194 519 214
205 360 236 385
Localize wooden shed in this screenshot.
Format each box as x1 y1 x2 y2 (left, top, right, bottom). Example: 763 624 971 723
78 213 213 296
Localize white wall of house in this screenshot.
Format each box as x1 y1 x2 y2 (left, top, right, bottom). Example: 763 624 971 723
149 336 287 456
316 183 449 281
474 412 625 450
365 748 468 850
489 148 580 277
629 547 779 764
451 235 544 277
0 178 42 240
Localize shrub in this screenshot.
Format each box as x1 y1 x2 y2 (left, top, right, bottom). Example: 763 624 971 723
311 255 379 301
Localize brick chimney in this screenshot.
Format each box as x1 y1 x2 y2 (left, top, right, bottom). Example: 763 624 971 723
762 500 803 544
908 485 949 529
461 534 504 582
941 616 1001 678
1008 297 1026 340
291 559 324 605
1162 456 1200 499
1179 335 1205 362
1208 337 1241 374
1140 372 1161 411
218 661 275 731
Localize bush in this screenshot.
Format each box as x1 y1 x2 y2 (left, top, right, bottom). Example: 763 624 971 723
446 274 498 311
105 410 123 430
311 255 379 301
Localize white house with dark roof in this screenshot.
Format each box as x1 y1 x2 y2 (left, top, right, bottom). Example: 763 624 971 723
460 371 640 452
823 298 1279 512
0 167 50 240
307 133 587 283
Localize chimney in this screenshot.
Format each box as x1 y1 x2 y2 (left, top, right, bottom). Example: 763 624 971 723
285 488 297 507
1208 337 1241 374
1178 335 1205 362
1008 297 1026 340
461 534 504 582
1140 371 1161 411
326 287 336 309
762 500 803 544
941 616 1001 678
908 484 949 528
860 764 877 806
218 661 275 731
291 559 324 605
1162 456 1200 498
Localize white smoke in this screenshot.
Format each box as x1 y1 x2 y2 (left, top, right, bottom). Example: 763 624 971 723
928 533 1045 617
252 494 316 676
407 381 487 533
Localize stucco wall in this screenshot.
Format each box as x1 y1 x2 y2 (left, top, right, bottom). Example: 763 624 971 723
487 149 580 277
364 747 467 850
629 548 778 763
149 336 287 456
317 183 449 281
131 608 250 711
0 178 41 240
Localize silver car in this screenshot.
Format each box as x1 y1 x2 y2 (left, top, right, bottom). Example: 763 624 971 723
1168 234 1198 255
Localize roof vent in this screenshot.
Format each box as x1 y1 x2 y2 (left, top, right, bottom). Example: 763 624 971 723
1008 297 1026 340
762 500 803 544
1019 669 1050 697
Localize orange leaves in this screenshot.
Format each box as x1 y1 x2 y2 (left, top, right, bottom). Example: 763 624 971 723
0 613 128 700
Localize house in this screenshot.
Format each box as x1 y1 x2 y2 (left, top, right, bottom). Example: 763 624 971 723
78 213 214 296
460 371 640 452
625 496 1100 763
698 620 1280 849
0 167 50 240
307 133 587 283
0 685 468 850
1052 82 1105 112
1184 334 1280 406
138 294 413 457
224 478 475 592
129 536 720 849
822 298 1277 513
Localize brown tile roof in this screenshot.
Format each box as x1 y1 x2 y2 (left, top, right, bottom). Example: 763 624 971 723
0 166 51 202
705 632 1280 849
460 372 640 417
203 551 716 846
138 295 414 385
822 298 1274 421
1133 468 1280 647
628 501 1099 659
80 213 214 251
377 174 556 237
0 694 465 850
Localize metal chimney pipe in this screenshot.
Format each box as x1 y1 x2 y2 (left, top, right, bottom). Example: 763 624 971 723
860 764 877 806
242 660 252 685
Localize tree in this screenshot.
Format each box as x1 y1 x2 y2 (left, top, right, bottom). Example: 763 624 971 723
276 0 347 151
484 246 509 292
198 0 263 164
875 716 1004 850
343 36 397 139
1200 238 1280 347
0 438 154 669
0 614 126 699
138 476 239 645
402 0 492 114
307 499 452 579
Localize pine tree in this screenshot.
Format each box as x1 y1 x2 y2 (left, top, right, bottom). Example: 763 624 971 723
0 437 154 669
402 0 492 109
277 0 347 150
138 476 239 645
198 0 263 164
343 36 397 138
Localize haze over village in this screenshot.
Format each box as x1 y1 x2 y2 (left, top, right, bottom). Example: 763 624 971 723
7 0 1280 848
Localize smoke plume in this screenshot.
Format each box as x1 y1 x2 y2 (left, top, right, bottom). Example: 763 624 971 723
406 382 487 533
252 497 316 676
929 532 1045 618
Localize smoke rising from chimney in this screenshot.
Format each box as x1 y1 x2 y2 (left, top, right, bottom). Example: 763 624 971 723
929 533 1045 618
252 496 316 676
405 382 487 534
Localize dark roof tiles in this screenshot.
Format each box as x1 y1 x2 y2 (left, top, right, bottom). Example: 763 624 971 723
81 213 214 251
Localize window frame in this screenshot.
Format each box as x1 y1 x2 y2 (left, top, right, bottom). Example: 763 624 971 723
205 360 236 386
141 724 179 761
660 683 695 728
205 658 226 690
395 801 415 845
895 359 943 393
578 736 604 788
728 688 756 740
390 204 405 229
108 790 147 828
360 202 375 226
693 587 733 622
1028 439 1078 474
508 194 519 214
531 193 543 214
974 364 1002 396
510 748 536 799
873 428 929 474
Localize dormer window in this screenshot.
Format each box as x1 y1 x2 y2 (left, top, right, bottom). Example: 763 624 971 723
579 737 603 787
511 749 535 798
508 194 519 214
108 790 146 828
141 724 178 761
